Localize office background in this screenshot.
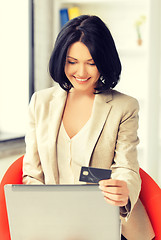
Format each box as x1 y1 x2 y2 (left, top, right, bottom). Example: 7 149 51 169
0 0 161 186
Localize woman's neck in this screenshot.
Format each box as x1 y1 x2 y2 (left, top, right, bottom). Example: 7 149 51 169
69 88 96 100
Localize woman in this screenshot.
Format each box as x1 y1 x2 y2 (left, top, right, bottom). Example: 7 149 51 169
23 15 154 239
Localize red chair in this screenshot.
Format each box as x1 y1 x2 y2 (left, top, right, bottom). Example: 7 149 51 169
0 155 23 240
139 168 161 240
0 156 161 240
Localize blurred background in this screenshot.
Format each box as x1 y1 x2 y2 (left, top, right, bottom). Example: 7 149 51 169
0 0 161 186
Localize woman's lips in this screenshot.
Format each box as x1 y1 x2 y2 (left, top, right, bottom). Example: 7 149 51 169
74 76 90 83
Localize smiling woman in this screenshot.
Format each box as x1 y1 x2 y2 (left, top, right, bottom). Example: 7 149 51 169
23 15 154 239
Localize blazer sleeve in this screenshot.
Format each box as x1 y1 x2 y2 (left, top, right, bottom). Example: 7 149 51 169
110 97 141 220
23 92 45 184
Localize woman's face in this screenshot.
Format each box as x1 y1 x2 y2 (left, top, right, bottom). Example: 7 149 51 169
65 41 100 94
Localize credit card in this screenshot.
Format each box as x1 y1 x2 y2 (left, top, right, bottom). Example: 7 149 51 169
79 166 112 183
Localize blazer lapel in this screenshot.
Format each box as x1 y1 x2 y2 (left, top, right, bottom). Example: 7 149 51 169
84 91 113 166
48 87 67 183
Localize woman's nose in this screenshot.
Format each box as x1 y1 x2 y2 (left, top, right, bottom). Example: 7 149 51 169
76 64 87 77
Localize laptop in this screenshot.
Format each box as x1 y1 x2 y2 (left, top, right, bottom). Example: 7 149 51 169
5 184 121 240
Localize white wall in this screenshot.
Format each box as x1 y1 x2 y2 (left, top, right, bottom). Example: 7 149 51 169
0 0 29 135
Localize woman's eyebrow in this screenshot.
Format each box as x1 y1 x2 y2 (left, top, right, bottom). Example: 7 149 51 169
87 58 94 62
66 56 94 61
66 56 77 60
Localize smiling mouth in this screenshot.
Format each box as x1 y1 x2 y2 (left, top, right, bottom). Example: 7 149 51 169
74 77 90 82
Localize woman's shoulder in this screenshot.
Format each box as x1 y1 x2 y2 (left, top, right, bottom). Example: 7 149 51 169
105 89 139 113
111 89 139 106
31 84 66 102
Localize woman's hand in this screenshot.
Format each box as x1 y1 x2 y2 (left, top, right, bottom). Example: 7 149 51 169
99 179 129 207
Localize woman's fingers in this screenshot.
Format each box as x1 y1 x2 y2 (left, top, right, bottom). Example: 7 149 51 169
99 179 129 207
102 192 129 207
103 195 128 207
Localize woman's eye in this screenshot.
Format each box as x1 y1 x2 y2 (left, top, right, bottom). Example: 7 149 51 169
89 63 96 66
68 61 76 64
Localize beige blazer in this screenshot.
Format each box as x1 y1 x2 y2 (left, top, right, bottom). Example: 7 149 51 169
23 86 154 239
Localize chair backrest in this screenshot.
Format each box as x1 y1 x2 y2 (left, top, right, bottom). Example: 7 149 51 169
139 168 161 240
0 155 23 240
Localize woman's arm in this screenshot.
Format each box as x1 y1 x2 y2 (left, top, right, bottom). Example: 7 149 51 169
99 97 141 219
23 92 44 184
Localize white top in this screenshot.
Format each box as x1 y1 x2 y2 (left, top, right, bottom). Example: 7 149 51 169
57 118 92 184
